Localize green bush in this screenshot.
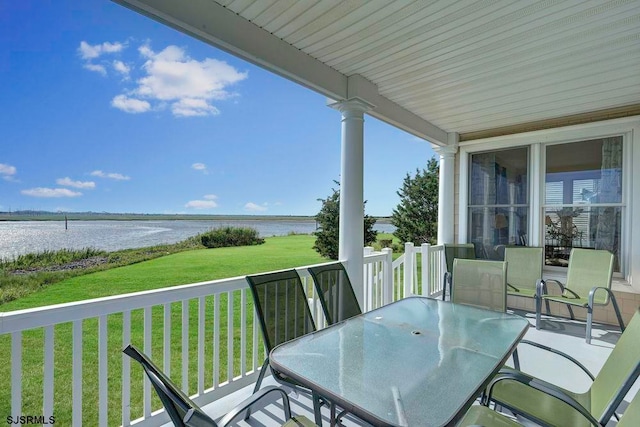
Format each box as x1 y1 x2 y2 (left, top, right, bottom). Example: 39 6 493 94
199 227 265 248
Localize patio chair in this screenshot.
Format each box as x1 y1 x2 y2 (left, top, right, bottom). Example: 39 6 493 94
485 307 640 427
442 243 476 301
122 344 315 427
246 270 321 422
535 248 625 344
504 246 552 315
451 259 507 312
307 262 361 325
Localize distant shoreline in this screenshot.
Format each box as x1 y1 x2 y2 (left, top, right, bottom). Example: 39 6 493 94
0 211 392 223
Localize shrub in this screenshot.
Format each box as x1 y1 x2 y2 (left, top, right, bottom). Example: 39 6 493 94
199 227 265 248
392 157 439 245
313 181 377 260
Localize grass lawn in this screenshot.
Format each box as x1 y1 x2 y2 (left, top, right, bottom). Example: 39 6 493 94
0 234 326 426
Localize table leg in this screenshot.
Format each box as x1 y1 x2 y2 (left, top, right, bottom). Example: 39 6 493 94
312 391 323 426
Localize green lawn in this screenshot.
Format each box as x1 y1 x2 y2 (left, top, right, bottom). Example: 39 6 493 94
0 235 326 426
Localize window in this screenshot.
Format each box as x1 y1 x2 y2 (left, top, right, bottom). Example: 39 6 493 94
468 147 529 259
544 137 623 271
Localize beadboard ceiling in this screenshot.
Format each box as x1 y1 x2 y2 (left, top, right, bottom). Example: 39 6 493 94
115 0 640 144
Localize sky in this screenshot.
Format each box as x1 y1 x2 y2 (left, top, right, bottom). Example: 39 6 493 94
0 0 436 217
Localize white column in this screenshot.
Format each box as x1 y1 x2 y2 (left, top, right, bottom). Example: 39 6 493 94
328 98 372 308
433 134 458 245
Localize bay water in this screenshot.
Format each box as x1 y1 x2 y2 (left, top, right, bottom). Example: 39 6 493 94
0 219 395 260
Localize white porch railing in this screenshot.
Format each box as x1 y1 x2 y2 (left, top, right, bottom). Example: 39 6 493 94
391 243 446 300
0 244 444 427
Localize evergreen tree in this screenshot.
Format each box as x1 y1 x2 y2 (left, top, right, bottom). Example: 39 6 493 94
392 157 439 244
314 182 377 259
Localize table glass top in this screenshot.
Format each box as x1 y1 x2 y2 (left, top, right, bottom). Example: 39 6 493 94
269 297 529 427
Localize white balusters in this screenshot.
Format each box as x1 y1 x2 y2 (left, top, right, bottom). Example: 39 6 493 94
98 315 108 427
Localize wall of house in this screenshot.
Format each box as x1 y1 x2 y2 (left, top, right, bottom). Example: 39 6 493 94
452 116 640 326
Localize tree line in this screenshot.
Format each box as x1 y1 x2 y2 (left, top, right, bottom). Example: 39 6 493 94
313 157 439 259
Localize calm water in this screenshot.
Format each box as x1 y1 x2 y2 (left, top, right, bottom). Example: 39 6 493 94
0 220 395 260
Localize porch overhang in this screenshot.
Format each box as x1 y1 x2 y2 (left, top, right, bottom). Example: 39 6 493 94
111 0 449 145
113 0 640 145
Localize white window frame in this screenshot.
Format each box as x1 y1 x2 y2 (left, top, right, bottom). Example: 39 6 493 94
459 118 638 282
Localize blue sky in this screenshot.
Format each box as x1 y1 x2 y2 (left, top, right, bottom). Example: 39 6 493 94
0 0 435 216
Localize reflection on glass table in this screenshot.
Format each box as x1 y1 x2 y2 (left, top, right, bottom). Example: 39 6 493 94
269 297 529 427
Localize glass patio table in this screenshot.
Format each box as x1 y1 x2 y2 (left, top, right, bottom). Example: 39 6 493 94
269 296 529 427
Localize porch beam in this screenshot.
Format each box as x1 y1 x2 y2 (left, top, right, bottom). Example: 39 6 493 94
433 135 458 244
329 98 372 308
112 0 448 145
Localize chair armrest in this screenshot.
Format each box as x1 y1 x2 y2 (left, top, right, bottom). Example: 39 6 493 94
563 287 582 299
215 385 292 427
512 340 595 381
588 286 613 306
486 371 600 427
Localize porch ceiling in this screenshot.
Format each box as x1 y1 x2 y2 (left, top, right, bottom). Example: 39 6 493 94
115 0 640 144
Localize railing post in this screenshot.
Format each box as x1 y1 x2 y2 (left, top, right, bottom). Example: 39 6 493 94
382 248 393 305
403 242 414 298
363 246 374 311
421 243 430 297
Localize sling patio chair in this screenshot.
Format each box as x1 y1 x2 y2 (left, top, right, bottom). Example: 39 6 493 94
504 246 554 316
442 243 476 301
451 259 508 312
535 248 625 344
461 381 640 427
307 262 361 325
246 269 326 424
485 307 640 427
123 344 315 427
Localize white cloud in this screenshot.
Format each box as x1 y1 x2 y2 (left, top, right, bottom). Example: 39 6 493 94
185 194 218 209
83 63 107 76
21 188 82 198
185 199 218 209
244 202 268 212
78 41 125 60
56 177 96 189
191 163 208 173
113 60 130 76
130 44 247 117
90 170 131 180
172 98 219 117
0 163 17 181
111 95 151 114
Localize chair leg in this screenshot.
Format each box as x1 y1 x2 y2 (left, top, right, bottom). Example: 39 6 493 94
535 295 542 330
566 304 575 320
542 282 551 315
610 294 626 333
586 306 593 344
245 359 270 420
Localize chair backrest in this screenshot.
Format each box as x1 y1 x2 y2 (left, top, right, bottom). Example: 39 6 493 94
504 247 543 291
566 248 614 303
591 308 640 423
452 259 507 312
246 269 316 352
444 243 476 273
308 262 361 325
123 344 217 427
